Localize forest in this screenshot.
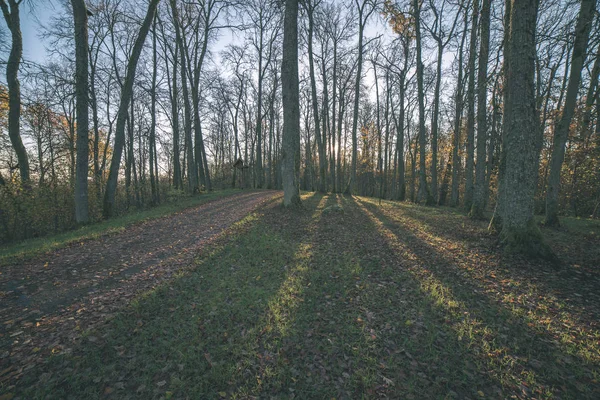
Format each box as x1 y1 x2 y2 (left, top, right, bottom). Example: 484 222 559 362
0 0 597 242
1 0 600 398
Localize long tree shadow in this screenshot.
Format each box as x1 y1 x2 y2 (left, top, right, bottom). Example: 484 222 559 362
377 198 600 322
352 196 600 398
0 191 283 389
230 193 508 398
13 192 599 399
10 192 315 398
359 196 600 350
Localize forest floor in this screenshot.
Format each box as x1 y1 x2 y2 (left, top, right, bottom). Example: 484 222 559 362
0 190 278 393
1 192 600 399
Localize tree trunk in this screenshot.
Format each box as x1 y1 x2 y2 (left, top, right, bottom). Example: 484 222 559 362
414 0 433 205
103 0 161 218
450 8 469 207
545 0 595 227
89 47 101 196
169 41 183 190
306 4 326 193
430 43 442 203
0 0 30 183
463 0 479 210
391 71 406 201
149 15 158 205
281 0 301 207
170 0 198 193
499 0 553 259
347 0 373 195
470 0 491 219
72 0 90 223
489 0 512 231
256 41 264 188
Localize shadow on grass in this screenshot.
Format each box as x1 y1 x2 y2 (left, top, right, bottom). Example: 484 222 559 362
247 193 507 398
377 198 600 316
364 197 600 330
222 193 503 398
12 192 599 399
353 196 600 398
10 192 319 399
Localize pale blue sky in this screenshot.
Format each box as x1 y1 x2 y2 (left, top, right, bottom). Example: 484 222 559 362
20 1 55 64
0 1 55 82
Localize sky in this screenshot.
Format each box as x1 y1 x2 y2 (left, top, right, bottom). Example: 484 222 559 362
15 1 53 62
4 0 454 107
20 2 52 63
0 1 54 82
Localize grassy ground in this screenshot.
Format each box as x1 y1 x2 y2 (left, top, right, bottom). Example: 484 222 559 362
6 193 600 399
0 189 239 266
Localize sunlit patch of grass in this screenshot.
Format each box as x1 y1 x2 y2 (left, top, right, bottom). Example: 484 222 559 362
7 193 599 399
260 195 326 338
354 198 534 391
358 197 600 359
265 243 312 337
230 196 328 397
355 196 600 396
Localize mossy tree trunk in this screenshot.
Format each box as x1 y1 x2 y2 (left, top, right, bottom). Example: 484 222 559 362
499 0 554 260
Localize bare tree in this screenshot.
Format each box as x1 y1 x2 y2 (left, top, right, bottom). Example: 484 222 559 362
545 0 596 226
414 0 434 205
281 0 301 207
0 0 30 183
103 0 161 218
425 0 461 204
469 0 490 218
463 0 478 210
71 0 90 223
346 0 379 194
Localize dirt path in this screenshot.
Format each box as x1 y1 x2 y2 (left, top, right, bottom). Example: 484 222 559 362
0 190 278 386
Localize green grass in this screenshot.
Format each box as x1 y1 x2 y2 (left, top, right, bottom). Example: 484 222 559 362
0 189 239 266
544 215 600 237
5 193 599 399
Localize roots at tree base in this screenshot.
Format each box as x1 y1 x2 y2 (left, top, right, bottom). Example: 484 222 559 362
500 219 557 263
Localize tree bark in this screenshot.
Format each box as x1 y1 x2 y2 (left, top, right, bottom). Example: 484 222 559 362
170 0 198 193
149 15 158 205
72 0 90 223
391 66 406 201
499 0 553 259
414 0 434 205
463 0 479 210
470 0 491 219
0 0 30 183
305 1 327 193
281 0 301 207
450 6 469 207
169 40 183 190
